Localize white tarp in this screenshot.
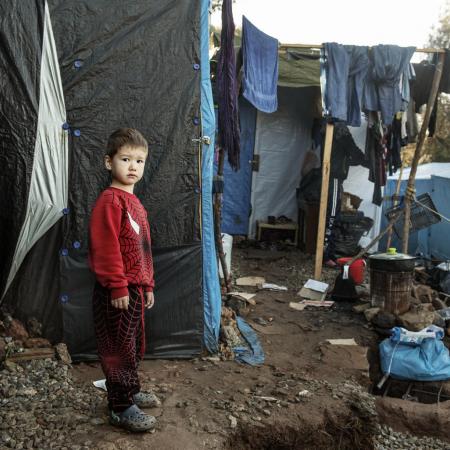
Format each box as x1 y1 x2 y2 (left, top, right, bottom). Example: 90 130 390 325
249 87 317 237
3 2 68 297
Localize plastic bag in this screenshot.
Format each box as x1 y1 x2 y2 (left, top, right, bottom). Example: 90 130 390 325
380 326 450 381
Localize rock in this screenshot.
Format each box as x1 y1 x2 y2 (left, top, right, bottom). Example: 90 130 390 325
0 339 5 359
433 312 446 328
412 284 434 303
353 303 371 314
432 297 447 311
26 318 42 338
24 338 52 349
355 284 370 299
372 311 396 329
6 319 29 342
55 343 72 365
364 307 380 322
228 415 237 429
398 304 435 332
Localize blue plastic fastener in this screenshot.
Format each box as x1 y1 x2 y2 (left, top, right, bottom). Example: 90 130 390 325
62 208 70 215
73 129 81 137
73 241 81 249
61 248 69 256
74 60 83 69
193 117 200 125
193 63 200 70
60 294 69 304
62 122 70 130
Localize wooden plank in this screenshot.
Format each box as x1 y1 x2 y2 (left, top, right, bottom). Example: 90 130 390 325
7 348 55 362
314 122 334 280
278 43 445 53
402 52 445 253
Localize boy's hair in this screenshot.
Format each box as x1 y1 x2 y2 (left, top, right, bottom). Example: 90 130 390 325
106 128 148 157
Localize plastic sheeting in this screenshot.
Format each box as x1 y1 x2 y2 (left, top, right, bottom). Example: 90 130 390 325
0 0 45 299
249 87 318 237
65 245 203 360
382 170 450 259
345 117 382 250
221 97 256 235
49 0 204 358
4 1 68 298
200 0 221 354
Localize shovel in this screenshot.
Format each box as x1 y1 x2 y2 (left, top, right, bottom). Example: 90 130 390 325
331 211 403 300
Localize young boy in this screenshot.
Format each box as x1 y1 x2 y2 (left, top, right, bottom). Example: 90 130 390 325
89 128 159 432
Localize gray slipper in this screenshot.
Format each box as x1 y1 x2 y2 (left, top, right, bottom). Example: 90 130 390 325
109 404 156 432
133 391 161 408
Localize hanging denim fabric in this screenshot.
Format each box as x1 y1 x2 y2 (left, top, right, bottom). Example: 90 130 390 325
241 16 278 114
364 45 416 125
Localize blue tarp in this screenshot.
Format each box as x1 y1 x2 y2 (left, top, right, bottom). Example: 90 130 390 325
234 316 265 366
381 165 450 259
201 0 221 353
221 97 256 235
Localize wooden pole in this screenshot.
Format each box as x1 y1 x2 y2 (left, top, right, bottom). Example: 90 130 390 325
314 122 334 280
401 52 445 253
386 162 405 250
214 147 232 292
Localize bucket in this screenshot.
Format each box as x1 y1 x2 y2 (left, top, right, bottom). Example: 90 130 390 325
337 257 366 285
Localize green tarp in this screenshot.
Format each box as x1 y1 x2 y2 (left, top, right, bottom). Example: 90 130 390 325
278 50 320 88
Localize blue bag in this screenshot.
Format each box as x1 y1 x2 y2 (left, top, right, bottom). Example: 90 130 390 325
380 325 450 381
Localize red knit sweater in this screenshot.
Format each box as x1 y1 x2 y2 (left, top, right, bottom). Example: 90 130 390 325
89 187 155 299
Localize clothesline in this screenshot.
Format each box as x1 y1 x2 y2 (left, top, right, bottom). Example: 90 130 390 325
278 43 445 54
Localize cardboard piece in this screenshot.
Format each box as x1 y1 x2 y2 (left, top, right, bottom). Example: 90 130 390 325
236 276 265 287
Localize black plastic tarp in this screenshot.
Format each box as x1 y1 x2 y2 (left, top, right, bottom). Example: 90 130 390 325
2 0 205 359
0 1 45 298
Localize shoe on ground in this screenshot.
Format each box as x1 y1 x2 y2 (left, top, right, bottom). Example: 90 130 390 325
109 404 157 432
133 391 161 408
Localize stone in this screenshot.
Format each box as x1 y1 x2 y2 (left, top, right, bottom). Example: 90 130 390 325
372 311 396 329
26 318 42 338
433 312 446 328
55 343 72 365
24 338 52 349
228 415 237 429
0 339 5 359
6 319 29 342
353 303 371 313
364 307 380 322
411 284 434 304
398 304 435 332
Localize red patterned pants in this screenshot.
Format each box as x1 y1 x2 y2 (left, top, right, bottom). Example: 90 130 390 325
93 283 145 412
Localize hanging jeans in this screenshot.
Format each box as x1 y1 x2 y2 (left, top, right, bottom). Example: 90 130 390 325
323 177 343 261
93 283 145 413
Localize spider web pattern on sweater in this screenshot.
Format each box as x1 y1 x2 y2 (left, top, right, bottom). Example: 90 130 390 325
93 283 144 412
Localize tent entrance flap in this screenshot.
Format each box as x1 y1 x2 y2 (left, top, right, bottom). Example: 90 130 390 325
249 86 319 238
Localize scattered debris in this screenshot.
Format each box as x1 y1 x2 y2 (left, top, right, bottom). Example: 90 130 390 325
236 276 265 287
364 307 380 322
261 283 288 291
326 339 358 346
289 302 306 311
227 291 257 305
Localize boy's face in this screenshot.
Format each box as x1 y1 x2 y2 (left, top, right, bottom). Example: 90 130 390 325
105 145 147 192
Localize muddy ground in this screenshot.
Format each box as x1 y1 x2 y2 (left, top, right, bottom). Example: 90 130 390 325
62 246 449 449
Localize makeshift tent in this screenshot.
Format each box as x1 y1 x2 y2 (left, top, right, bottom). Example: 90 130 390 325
382 163 450 259
219 36 445 279
0 0 221 360
221 52 382 245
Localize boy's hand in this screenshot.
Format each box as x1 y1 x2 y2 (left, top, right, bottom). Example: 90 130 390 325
145 292 155 309
111 295 129 310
